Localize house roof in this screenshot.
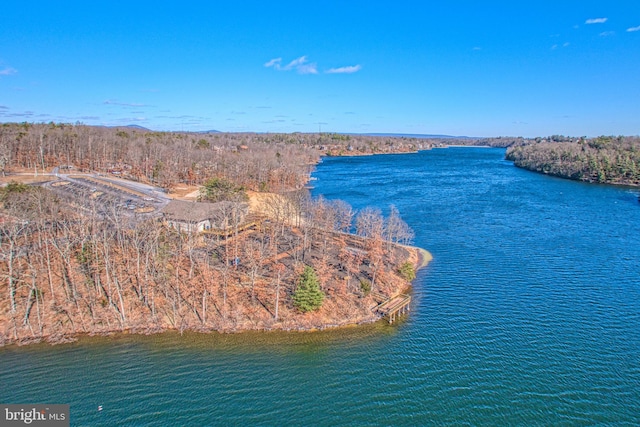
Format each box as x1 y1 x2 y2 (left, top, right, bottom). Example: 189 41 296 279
161 200 247 223
161 200 213 223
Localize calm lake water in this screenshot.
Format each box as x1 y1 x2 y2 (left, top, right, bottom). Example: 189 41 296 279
1 147 639 426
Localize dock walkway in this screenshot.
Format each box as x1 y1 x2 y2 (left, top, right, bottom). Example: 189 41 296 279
374 294 411 324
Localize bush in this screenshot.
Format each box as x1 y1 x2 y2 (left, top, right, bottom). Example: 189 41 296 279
293 266 325 312
359 279 371 296
398 262 416 281
199 177 248 203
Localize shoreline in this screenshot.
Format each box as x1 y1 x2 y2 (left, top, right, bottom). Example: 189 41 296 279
510 163 640 189
0 316 408 349
414 247 433 270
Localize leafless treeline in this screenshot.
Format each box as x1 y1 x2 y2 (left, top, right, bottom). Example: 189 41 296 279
0 123 322 192
0 122 445 192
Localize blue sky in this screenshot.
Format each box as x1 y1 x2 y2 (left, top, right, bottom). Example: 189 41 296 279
1 1 639 137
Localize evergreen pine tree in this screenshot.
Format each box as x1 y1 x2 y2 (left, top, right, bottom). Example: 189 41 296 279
293 266 325 312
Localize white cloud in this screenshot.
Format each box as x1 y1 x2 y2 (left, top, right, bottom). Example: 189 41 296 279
297 63 318 74
266 56 364 75
599 31 615 37
0 67 17 76
585 18 608 24
264 58 282 68
325 65 362 74
283 56 308 70
627 25 640 32
551 42 569 50
264 56 318 74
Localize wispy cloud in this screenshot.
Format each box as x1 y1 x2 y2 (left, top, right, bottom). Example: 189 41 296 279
103 100 148 107
585 18 608 24
325 65 362 74
264 58 282 68
156 114 208 120
297 63 318 75
627 25 640 32
266 56 362 75
599 31 615 37
111 116 148 123
0 67 17 76
283 56 307 70
3 111 35 118
264 56 318 74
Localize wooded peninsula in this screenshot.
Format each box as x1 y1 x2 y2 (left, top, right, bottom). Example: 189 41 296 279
1 123 447 346
506 135 640 186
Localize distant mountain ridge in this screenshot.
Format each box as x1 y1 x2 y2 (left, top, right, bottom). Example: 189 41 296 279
122 124 151 131
112 125 222 133
113 126 469 138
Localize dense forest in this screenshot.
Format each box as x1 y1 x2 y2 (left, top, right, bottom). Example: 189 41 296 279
505 136 640 186
0 123 319 192
0 123 422 345
0 123 449 191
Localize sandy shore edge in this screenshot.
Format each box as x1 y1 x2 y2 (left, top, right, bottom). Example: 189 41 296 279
415 247 433 270
401 244 432 271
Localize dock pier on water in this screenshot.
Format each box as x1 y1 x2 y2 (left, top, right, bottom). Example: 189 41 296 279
374 294 412 324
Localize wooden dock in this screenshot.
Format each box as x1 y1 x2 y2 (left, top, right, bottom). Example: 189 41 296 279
375 294 411 324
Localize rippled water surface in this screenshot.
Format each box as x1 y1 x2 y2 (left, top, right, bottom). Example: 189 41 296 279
2 148 639 426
